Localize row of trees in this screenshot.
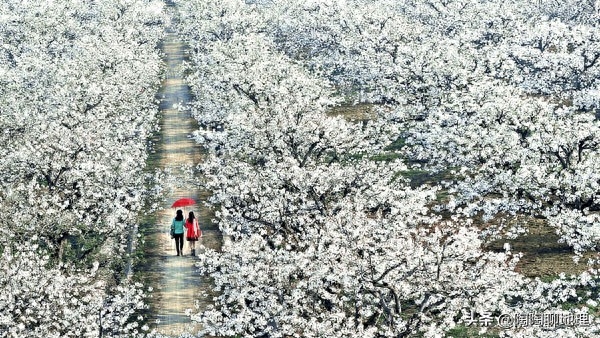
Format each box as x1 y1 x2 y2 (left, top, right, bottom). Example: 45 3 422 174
177 0 600 336
7 0 597 336
0 1 166 336
258 0 600 252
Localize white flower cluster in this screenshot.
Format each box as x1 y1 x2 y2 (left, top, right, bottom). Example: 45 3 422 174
0 0 166 335
172 0 600 336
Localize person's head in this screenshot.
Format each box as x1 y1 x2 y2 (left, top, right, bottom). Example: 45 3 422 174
175 209 184 221
188 211 195 220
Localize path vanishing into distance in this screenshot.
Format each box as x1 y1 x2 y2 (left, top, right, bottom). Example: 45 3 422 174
142 3 222 336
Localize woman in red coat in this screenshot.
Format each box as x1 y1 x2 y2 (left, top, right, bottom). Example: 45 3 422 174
185 211 201 256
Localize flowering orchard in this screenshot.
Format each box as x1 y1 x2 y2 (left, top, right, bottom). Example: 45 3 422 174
0 1 165 336
3 0 600 337
176 0 600 337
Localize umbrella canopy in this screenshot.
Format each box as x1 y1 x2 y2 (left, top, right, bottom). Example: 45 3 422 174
171 198 196 208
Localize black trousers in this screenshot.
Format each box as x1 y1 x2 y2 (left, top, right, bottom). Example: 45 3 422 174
174 234 184 254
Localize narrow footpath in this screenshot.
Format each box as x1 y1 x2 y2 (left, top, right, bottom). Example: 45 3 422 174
143 5 222 336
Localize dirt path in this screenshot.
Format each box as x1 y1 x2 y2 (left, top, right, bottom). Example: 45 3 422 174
143 7 221 336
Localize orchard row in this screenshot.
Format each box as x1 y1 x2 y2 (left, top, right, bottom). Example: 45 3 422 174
177 1 600 337
0 1 166 336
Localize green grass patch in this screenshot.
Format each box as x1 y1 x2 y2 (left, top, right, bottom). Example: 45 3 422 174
482 216 596 277
398 168 455 189
370 152 403 162
385 136 406 151
447 325 500 338
129 212 163 327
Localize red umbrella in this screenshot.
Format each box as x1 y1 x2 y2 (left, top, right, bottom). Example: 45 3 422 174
171 198 196 208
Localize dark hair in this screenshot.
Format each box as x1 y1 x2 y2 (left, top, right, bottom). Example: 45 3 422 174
188 211 195 222
175 209 184 221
